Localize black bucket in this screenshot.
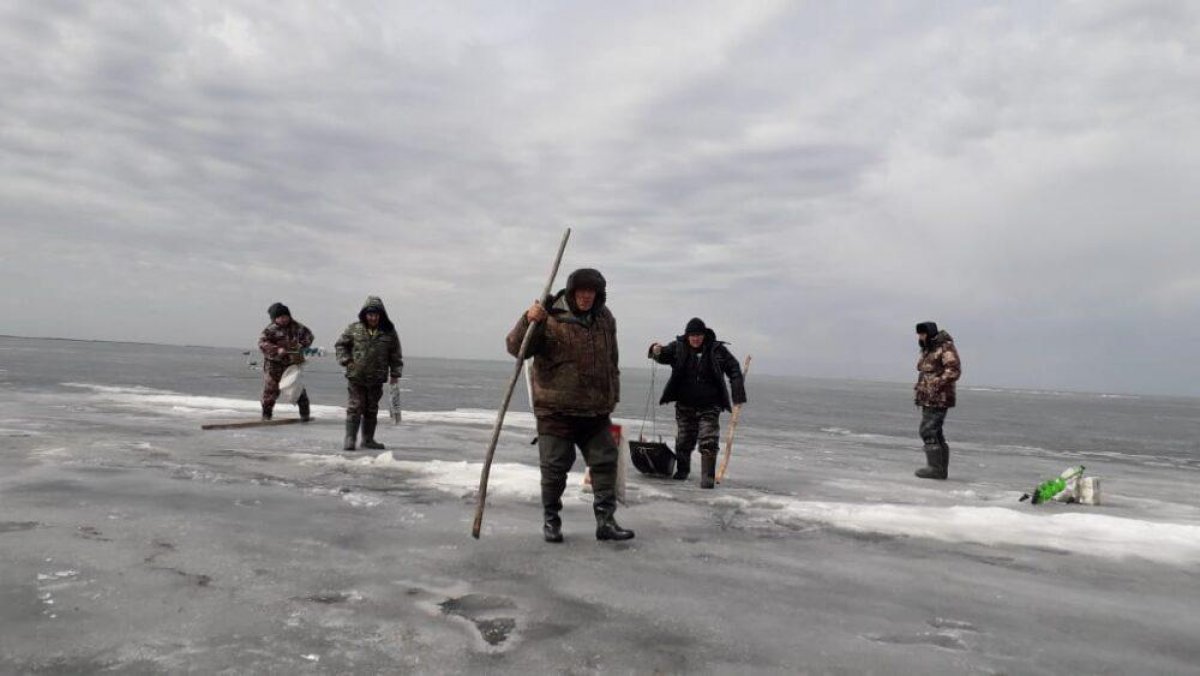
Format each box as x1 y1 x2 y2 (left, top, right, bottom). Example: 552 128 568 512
629 440 675 477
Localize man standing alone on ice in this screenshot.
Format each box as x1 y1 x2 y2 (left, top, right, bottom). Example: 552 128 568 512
258 302 314 422
335 296 403 451
914 321 961 480
508 268 634 543
649 318 746 488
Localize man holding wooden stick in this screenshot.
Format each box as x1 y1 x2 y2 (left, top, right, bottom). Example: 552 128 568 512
506 268 634 543
649 318 746 489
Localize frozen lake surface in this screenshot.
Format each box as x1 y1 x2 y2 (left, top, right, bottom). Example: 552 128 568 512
2 336 1199 674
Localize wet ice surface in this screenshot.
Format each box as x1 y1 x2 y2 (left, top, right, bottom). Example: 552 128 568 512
2 338 1200 674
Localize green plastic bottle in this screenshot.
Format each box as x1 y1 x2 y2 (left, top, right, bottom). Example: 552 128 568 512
1031 465 1085 504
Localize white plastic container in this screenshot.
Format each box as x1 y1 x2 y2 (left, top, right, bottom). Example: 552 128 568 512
278 365 305 404
1078 476 1102 505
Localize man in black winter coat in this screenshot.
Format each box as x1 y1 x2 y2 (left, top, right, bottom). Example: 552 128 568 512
649 318 747 488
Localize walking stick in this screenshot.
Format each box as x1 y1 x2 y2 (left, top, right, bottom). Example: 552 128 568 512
716 355 751 484
472 228 571 538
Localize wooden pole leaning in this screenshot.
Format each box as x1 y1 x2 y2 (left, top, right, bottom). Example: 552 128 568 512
472 228 571 539
715 355 752 484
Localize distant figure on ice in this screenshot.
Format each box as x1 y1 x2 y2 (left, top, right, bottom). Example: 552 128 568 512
508 268 634 544
649 318 746 488
335 296 403 451
914 321 961 480
258 302 314 421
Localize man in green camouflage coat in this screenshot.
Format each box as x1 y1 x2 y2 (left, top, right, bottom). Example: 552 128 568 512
257 302 314 421
914 321 961 480
507 268 633 544
335 296 403 451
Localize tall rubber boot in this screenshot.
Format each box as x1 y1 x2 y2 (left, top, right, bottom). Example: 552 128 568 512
915 444 945 480
343 416 360 451
297 391 311 422
361 415 385 450
672 450 691 481
700 454 716 489
542 485 564 543
594 504 635 541
938 442 951 479
261 403 273 421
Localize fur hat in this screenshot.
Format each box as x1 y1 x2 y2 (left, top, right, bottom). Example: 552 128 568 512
268 302 291 320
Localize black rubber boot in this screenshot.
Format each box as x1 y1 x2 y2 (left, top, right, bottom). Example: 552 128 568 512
595 515 635 541
261 403 273 421
939 442 951 479
361 415 385 450
700 454 716 488
343 416 360 451
672 451 691 480
543 516 563 543
297 392 310 422
541 480 566 543
915 444 946 480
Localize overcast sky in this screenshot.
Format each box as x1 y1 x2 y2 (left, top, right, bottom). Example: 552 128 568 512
2 1 1198 395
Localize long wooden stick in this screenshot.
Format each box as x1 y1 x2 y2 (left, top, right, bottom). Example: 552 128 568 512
472 228 571 538
716 355 751 484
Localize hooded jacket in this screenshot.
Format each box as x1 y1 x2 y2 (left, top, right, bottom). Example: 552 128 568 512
506 268 620 417
651 328 746 411
335 296 403 385
914 325 961 408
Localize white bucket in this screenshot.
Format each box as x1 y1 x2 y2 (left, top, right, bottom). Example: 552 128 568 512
1078 476 1102 505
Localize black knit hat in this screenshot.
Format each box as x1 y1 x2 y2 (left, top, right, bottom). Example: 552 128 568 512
685 317 707 335
268 302 291 320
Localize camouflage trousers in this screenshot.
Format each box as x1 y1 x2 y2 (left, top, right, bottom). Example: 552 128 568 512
919 406 948 446
261 361 308 411
675 404 721 472
345 381 384 418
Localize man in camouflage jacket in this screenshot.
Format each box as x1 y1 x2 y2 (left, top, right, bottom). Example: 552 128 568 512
507 268 633 544
335 296 403 451
649 317 747 488
914 321 961 480
257 302 314 421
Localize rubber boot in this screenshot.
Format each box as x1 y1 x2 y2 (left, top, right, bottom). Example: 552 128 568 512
672 451 691 480
915 444 945 480
541 478 566 543
700 454 716 489
361 415 385 450
343 416 360 451
261 403 273 421
938 442 951 479
543 505 563 544
594 507 635 541
297 392 310 422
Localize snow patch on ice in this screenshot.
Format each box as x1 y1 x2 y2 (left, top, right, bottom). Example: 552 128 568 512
719 496 1200 566
295 453 673 503
400 409 535 430
300 453 544 500
60 383 556 432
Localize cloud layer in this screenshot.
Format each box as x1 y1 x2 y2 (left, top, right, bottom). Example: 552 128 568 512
2 1 1198 394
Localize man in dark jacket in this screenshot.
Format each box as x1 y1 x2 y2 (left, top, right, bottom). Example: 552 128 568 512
507 268 633 544
335 296 403 451
913 321 961 480
649 318 746 488
257 302 314 421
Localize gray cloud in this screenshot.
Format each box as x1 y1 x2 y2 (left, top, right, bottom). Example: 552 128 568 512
2 1 1199 395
